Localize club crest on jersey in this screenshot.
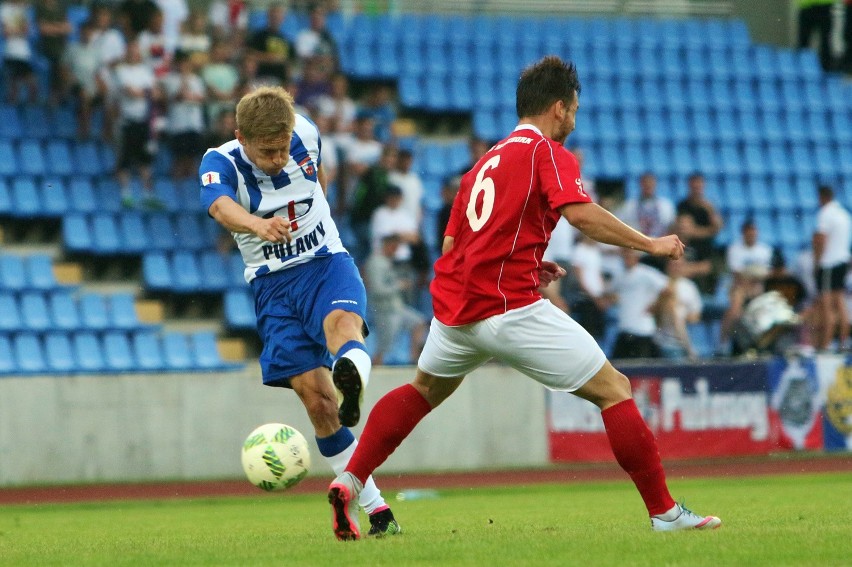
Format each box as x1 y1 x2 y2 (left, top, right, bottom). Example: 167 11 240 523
575 178 587 197
298 157 316 178
201 171 221 186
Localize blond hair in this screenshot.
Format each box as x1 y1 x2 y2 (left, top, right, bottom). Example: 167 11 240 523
235 86 296 141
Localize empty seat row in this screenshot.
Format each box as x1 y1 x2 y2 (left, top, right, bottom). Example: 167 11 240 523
0 104 84 141
0 330 237 375
0 139 114 179
0 289 147 333
0 253 61 292
143 250 246 294
62 211 222 255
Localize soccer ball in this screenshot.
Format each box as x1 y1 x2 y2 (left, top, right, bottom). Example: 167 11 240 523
241 423 311 491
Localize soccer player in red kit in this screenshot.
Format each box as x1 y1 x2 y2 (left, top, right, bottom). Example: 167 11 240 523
328 56 721 540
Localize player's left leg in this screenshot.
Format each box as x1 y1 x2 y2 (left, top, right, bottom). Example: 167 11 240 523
324 308 370 427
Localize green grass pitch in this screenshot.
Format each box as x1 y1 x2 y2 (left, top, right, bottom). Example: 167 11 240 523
1 473 849 566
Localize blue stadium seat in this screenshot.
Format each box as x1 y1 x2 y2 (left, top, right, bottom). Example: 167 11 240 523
9 178 40 219
830 111 851 144
94 178 123 214
0 293 22 332
190 331 228 370
147 213 176 251
0 254 27 292
79 293 109 331
72 331 105 372
73 140 105 177
13 334 46 374
0 334 15 374
152 177 179 212
0 141 17 177
100 142 116 173
806 111 832 145
743 143 769 178
171 251 202 292
228 252 248 288
17 139 46 177
131 330 165 371
198 250 229 292
50 105 79 139
0 105 23 139
762 111 786 144
110 293 140 330
176 177 203 212
162 332 193 370
45 332 77 373
174 213 206 250
790 142 816 178
118 211 148 253
142 252 173 291
45 139 74 177
224 288 256 331
67 176 99 215
40 177 69 217
49 290 80 331
103 331 136 372
62 213 93 253
0 179 10 216
26 254 57 291
20 291 51 331
90 213 122 255
20 105 50 139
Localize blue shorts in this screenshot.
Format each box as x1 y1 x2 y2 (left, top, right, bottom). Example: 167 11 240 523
251 253 368 387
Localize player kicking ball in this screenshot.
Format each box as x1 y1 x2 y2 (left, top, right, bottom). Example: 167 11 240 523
199 86 399 537
328 56 720 540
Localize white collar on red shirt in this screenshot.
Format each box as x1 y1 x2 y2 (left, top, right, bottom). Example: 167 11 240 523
514 123 542 136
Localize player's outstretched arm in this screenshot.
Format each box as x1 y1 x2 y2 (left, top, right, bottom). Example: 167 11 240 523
209 195 292 243
560 202 684 259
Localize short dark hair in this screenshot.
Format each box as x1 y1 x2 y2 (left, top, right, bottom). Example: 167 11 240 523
818 185 834 200
516 56 581 119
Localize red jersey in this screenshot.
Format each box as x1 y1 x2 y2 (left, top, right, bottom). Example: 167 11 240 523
431 125 592 326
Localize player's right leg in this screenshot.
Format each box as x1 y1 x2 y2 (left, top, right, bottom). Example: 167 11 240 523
574 362 721 531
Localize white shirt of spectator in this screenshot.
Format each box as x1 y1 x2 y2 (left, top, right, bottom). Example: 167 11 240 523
816 200 852 268
0 4 32 61
370 205 418 262
617 195 676 238
543 218 575 263
161 71 206 134
92 27 127 67
154 0 189 54
613 263 669 336
344 138 383 170
726 239 773 275
388 169 424 223
655 276 703 351
114 62 156 122
572 241 605 298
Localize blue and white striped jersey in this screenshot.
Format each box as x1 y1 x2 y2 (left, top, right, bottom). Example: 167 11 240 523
199 114 347 283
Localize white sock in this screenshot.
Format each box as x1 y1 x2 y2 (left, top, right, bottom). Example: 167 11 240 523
323 437 386 515
338 345 372 389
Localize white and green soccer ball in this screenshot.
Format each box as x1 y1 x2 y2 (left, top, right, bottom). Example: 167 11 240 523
241 423 311 491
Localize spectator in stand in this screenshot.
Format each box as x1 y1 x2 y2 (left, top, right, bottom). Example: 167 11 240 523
63 18 107 139
388 148 424 225
119 0 159 40
675 172 723 294
842 0 852 72
295 3 338 69
201 37 241 125
245 2 296 86
540 218 576 313
203 107 236 148
348 144 397 264
719 219 774 351
160 50 207 179
435 174 460 254
610 248 668 359
358 84 396 143
316 73 357 144
153 0 189 55
177 9 212 68
797 0 836 71
295 55 333 110
344 114 384 181
1 0 38 104
813 185 852 351
138 6 171 77
617 173 675 239
207 0 248 42
364 234 428 366
91 2 128 141
113 40 161 208
36 0 73 106
654 256 703 360
765 248 808 314
571 233 608 340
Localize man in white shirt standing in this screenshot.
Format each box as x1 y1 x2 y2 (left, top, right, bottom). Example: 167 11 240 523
610 248 669 359
719 218 774 349
813 185 852 351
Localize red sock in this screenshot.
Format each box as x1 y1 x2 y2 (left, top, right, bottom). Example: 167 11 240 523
346 384 432 484
601 399 675 516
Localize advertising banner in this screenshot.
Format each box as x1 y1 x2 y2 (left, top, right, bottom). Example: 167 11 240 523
548 361 772 462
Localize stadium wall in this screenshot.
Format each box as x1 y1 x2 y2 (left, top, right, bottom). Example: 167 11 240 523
0 365 548 487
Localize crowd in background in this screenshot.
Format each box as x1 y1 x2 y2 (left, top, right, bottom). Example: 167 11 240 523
2 0 852 363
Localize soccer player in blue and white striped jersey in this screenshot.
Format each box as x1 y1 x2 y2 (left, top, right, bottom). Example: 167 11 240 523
200 86 399 536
